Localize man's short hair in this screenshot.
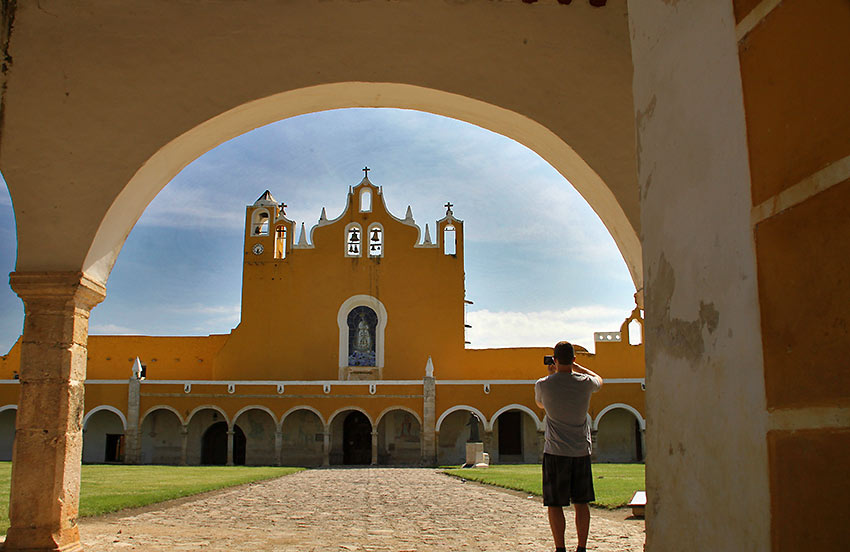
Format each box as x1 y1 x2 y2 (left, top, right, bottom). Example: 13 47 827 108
553 341 576 364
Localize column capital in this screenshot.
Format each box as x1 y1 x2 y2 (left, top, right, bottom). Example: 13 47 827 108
10 271 106 310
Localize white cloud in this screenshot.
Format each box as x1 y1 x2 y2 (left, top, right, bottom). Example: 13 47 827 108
465 306 629 352
90 323 139 335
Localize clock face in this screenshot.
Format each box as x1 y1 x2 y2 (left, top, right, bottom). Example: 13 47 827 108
252 243 264 255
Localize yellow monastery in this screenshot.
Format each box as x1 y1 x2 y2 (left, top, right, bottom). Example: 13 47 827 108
0 175 645 467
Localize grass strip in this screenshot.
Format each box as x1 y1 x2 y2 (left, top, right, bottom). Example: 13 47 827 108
442 463 644 509
0 462 303 536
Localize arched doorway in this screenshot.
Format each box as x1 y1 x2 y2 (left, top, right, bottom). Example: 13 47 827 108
281 408 324 467
595 407 644 463
201 422 246 466
233 408 277 466
376 409 421 465
436 408 486 466
342 412 371 465
140 407 183 465
82 409 126 464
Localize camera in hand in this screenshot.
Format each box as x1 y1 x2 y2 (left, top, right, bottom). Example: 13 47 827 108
543 355 555 366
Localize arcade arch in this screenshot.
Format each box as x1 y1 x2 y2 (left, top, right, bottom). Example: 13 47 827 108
593 404 645 463
436 406 487 466
280 407 324 467
82 408 126 464
376 407 422 465
233 407 277 466
0 406 16 462
139 407 184 465
327 407 373 466
490 405 542 464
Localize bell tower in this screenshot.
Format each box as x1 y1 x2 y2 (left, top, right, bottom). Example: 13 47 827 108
244 190 294 261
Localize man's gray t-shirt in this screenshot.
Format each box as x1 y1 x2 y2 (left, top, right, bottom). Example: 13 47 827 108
535 371 602 457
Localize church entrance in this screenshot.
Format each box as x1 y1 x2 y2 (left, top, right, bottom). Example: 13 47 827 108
201 422 246 465
343 412 371 465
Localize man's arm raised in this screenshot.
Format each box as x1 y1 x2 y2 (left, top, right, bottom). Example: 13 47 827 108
572 363 603 388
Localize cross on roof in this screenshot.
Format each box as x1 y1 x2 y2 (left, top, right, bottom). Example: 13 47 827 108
445 202 454 214
362 166 370 177
279 202 287 214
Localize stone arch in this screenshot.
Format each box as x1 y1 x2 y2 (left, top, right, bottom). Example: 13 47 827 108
81 83 640 292
140 406 184 465
81 408 125 463
140 404 185 427
186 404 230 427
233 406 278 466
376 407 422 465
593 403 645 463
280 405 326 431
490 405 541 464
490 404 542 431
185 406 231 465
337 295 388 375
435 405 487 466
436 405 487 433
327 407 374 465
593 403 645 431
82 405 128 431
280 406 325 467
0 406 16 462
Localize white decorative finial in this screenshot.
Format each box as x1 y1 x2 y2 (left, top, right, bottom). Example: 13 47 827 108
405 205 414 222
425 356 434 378
424 223 432 245
298 222 308 246
319 207 327 222
132 357 143 379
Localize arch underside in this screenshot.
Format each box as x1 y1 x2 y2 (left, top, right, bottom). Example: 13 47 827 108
79 83 640 292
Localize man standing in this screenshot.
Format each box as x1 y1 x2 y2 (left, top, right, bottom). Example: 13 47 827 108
535 341 603 552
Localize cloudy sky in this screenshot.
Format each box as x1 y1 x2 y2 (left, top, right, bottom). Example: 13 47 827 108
0 108 636 355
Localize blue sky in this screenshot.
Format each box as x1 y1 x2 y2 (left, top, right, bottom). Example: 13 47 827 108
0 108 636 354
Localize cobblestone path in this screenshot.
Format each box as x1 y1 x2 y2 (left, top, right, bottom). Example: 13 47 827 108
79 468 645 551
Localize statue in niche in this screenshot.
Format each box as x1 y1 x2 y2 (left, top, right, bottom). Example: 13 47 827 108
347 306 377 366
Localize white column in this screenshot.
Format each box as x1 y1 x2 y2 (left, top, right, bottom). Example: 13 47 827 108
370 430 378 466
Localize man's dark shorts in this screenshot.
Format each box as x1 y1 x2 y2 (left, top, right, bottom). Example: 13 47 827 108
542 453 595 507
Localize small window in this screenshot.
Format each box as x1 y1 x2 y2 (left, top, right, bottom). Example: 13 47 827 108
360 189 372 212
628 319 643 345
368 225 383 257
346 224 362 257
275 226 287 259
251 209 270 236
443 225 456 255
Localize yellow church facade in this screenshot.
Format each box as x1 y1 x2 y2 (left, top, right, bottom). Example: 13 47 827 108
0 176 646 467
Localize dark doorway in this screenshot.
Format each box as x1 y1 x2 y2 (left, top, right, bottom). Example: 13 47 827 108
104 434 124 463
343 411 372 465
498 411 522 457
201 422 246 465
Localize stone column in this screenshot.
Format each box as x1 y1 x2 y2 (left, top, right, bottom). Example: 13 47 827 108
180 425 189 466
5 271 106 552
482 430 494 463
123 376 141 464
322 430 330 467
274 428 283 467
422 374 437 465
370 430 378 465
226 429 235 466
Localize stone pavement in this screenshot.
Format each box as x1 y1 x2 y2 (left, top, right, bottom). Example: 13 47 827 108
79 468 645 551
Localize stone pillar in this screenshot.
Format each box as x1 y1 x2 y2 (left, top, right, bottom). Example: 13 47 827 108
370 430 378 465
123 375 141 464
482 430 494 463
322 430 330 467
180 425 189 466
274 428 283 467
422 374 437 465
5 271 106 552
536 430 545 463
226 429 235 466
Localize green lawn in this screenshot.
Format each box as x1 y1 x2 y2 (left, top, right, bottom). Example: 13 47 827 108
0 463 302 535
442 463 644 509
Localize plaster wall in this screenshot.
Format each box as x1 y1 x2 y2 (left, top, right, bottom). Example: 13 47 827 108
629 1 769 549
235 409 277 466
